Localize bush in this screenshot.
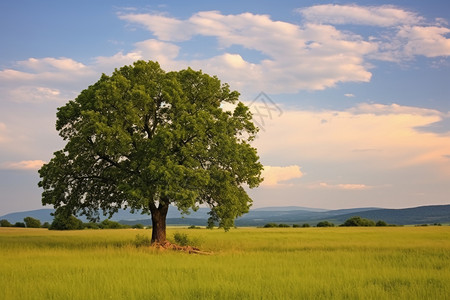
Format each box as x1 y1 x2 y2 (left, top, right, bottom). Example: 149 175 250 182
24 217 41 228
341 216 375 227
134 234 151 247
317 221 335 227
188 225 201 229
302 223 311 228
292 224 300 228
173 232 190 246
278 223 290 228
132 223 144 229
50 214 84 230
263 223 278 228
0 219 12 227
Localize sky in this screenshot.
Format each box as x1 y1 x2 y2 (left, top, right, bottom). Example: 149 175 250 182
1 0 450 215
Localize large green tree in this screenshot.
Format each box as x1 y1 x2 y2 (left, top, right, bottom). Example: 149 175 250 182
38 61 263 243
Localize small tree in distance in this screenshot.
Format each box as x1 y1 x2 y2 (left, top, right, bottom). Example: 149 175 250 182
38 61 263 244
0 219 12 227
49 214 83 230
24 217 41 228
316 221 335 227
341 216 375 227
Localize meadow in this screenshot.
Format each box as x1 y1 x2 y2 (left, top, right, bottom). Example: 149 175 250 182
0 226 449 299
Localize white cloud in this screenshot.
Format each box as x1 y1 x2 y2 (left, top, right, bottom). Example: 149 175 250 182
298 4 450 61
297 4 422 27
8 86 64 103
118 13 194 42
118 10 376 93
1 160 45 170
261 165 303 187
398 26 450 57
2 6 449 105
17 57 87 72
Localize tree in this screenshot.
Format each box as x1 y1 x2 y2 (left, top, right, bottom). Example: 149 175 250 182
376 220 388 227
316 221 335 227
0 219 12 227
24 217 41 228
49 214 84 230
38 60 263 244
42 222 50 228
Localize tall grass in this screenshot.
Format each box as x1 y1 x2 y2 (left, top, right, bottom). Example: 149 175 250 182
1 227 449 299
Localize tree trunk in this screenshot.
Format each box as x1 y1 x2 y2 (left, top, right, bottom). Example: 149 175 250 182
150 203 169 244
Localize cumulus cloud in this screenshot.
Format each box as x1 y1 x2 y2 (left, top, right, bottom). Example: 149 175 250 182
261 165 303 187
17 57 87 72
1 160 45 170
118 10 376 93
2 5 450 104
254 103 450 173
298 4 450 61
398 26 450 57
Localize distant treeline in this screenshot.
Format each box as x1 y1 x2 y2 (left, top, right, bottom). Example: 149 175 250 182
0 216 148 230
1 215 445 230
263 216 419 228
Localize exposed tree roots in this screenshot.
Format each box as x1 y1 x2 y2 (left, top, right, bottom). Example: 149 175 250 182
152 241 213 255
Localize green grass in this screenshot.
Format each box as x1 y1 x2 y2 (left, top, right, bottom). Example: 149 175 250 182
1 227 449 299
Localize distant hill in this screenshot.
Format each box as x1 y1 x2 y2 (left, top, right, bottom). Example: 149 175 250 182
326 205 450 225
1 204 449 226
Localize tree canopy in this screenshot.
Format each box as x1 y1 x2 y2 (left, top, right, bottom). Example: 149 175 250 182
38 60 263 243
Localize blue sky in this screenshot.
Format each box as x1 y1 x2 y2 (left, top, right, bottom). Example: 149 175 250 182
1 0 450 215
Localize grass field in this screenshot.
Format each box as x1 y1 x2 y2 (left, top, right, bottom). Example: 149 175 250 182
0 226 449 299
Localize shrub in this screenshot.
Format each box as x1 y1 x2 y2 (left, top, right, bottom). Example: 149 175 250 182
173 232 190 246
0 219 12 227
263 223 278 228
302 223 311 228
292 224 300 228
134 234 151 247
132 223 144 229
24 217 41 228
278 223 290 228
317 221 335 227
188 225 201 229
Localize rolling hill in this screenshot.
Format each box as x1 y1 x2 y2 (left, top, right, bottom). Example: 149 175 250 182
1 204 449 226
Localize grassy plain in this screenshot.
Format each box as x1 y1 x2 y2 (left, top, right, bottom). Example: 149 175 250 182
0 226 449 299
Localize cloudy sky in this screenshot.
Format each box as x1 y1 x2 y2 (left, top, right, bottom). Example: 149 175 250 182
1 0 449 215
